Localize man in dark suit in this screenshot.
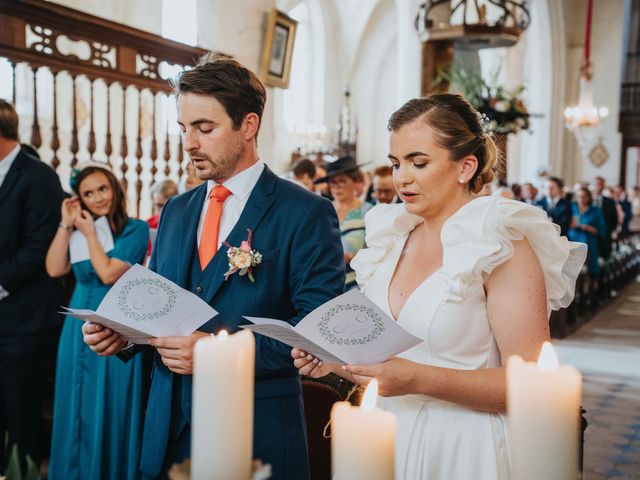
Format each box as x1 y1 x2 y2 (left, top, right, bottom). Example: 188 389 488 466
591 176 619 259
536 176 572 236
82 55 345 479
0 100 64 469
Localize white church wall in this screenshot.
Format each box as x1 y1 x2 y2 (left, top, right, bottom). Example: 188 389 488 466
562 0 625 186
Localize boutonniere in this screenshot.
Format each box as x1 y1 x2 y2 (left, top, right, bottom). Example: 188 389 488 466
223 229 263 283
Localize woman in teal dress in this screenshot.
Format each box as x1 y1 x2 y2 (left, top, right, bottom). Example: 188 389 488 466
568 186 606 278
45 163 149 480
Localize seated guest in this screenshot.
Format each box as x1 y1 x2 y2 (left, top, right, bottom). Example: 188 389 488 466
352 168 370 203
590 176 618 259
521 182 540 205
370 165 399 204
148 179 179 228
537 176 572 236
315 156 372 290
569 187 606 279
181 162 204 192
631 185 640 232
312 162 330 198
511 183 523 201
614 185 633 235
291 158 316 191
147 180 178 259
494 186 515 199
46 163 149 480
0 100 64 471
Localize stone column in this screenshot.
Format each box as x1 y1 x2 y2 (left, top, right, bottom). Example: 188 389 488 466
395 0 422 104
197 0 277 165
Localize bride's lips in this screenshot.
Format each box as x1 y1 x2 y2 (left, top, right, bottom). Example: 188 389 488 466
400 191 419 203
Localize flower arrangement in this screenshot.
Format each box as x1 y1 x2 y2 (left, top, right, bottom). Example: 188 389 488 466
223 229 263 283
439 65 531 134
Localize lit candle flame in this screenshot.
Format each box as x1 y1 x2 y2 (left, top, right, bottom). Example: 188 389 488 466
218 330 229 341
537 341 559 371
360 379 378 412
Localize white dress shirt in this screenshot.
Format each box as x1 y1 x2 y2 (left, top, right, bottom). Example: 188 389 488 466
0 143 20 189
0 144 21 300
196 160 265 249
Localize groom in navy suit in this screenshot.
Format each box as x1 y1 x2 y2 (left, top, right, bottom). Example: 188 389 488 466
83 54 345 479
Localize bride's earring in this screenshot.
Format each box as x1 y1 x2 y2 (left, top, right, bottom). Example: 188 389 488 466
458 177 465 184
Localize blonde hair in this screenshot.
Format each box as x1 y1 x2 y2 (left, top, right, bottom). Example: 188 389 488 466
388 94 499 194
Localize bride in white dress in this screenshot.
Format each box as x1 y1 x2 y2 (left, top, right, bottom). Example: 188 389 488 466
293 94 586 479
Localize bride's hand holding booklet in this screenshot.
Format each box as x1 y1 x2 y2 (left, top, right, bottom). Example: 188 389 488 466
241 290 421 365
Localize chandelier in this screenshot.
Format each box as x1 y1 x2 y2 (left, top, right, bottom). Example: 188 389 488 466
564 0 608 155
415 0 530 49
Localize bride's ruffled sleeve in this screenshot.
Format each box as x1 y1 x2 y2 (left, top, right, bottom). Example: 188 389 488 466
443 197 587 315
351 204 422 293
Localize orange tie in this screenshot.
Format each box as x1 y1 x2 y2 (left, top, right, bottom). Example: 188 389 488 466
199 185 232 269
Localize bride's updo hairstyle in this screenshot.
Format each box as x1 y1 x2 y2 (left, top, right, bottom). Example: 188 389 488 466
388 93 499 194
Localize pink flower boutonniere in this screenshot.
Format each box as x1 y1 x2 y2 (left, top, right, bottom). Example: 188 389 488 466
223 229 263 283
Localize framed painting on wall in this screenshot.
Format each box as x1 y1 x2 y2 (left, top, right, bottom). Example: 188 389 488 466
260 9 297 88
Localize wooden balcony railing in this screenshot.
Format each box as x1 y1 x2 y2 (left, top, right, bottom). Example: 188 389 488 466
620 82 640 116
0 0 209 217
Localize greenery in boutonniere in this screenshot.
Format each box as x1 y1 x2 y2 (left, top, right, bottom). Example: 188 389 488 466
438 65 531 135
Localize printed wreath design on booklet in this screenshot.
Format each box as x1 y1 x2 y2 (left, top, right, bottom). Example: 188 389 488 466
117 278 177 322
318 304 385 345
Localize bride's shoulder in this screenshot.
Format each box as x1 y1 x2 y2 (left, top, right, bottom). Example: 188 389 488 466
363 203 422 240
442 196 587 313
351 204 422 293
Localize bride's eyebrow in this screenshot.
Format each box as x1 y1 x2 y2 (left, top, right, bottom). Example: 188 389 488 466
404 151 430 160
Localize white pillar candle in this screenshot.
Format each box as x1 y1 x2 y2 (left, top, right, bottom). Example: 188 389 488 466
331 379 396 480
507 342 582 480
191 330 255 480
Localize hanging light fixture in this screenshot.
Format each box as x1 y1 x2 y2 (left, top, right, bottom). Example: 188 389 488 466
415 0 530 49
564 0 608 155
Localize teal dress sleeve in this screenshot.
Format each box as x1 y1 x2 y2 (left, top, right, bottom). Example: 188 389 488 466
108 219 150 266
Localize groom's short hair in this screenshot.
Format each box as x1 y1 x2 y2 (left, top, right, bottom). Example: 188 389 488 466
171 52 266 133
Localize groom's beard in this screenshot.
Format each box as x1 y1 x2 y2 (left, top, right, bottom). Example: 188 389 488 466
192 141 246 182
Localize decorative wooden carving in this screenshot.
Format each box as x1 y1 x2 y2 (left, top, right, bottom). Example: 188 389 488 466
164 96 171 178
105 81 113 163
135 89 144 216
30 66 41 147
177 136 184 181
0 0 215 216
50 70 60 170
70 73 79 168
150 92 158 182
137 54 160 80
88 78 96 158
120 85 129 193
0 0 207 92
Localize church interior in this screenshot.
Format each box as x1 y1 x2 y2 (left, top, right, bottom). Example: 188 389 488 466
0 0 639 479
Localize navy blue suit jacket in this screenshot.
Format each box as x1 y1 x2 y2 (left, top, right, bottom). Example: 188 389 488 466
536 197 572 237
0 148 64 335
139 166 345 478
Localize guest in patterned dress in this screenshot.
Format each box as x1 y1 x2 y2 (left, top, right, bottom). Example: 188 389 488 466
315 156 372 290
46 163 148 480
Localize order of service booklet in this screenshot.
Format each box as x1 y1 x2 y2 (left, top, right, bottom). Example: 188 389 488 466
62 264 217 344
241 290 422 365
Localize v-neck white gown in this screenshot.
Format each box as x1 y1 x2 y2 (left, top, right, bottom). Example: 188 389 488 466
351 196 586 480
